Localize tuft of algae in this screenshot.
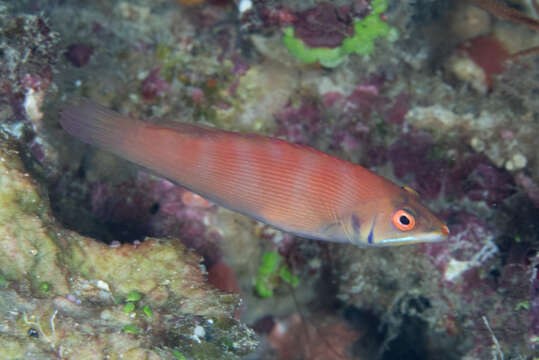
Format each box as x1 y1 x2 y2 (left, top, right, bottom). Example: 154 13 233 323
255 252 299 298
0 133 257 359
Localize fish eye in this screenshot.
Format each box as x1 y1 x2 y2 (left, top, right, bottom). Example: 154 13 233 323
392 209 416 231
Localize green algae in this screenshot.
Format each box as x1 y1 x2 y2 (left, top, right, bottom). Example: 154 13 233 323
123 302 136 314
279 266 299 287
255 252 280 298
126 290 142 302
259 252 280 276
142 305 152 318
122 324 140 334
515 301 530 311
283 0 398 67
255 251 300 298
172 349 187 360
39 281 51 294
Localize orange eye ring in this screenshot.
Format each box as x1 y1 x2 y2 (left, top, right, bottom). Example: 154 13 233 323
392 210 416 231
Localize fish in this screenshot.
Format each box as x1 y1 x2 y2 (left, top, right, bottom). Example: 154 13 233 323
60 98 449 247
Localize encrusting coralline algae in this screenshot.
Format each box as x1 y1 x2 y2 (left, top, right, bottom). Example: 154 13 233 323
0 133 256 359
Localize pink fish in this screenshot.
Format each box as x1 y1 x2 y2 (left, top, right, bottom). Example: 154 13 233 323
60 99 449 246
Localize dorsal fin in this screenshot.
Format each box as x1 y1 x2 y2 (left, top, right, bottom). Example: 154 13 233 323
402 186 419 197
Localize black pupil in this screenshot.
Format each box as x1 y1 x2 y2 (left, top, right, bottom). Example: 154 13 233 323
399 215 410 225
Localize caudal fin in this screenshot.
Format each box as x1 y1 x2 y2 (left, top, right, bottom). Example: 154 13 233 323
60 98 139 151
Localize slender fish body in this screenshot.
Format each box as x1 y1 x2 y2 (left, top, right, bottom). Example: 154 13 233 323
60 99 449 246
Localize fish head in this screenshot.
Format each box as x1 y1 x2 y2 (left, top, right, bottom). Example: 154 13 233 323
341 186 449 246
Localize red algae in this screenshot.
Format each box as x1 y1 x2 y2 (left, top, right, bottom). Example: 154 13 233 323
275 102 322 145
447 154 515 206
292 2 356 48
386 92 408 125
267 314 361 360
65 43 94 67
389 131 446 199
141 67 169 101
208 261 241 293
461 35 511 88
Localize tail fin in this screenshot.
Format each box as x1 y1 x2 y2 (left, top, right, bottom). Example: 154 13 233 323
60 98 139 151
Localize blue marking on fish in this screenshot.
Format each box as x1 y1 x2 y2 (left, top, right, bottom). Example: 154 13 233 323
367 217 377 244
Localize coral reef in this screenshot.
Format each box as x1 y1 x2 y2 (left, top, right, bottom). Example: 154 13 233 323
1 0 538 359
0 133 256 359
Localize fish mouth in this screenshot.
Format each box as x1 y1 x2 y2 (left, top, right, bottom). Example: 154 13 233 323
378 231 449 246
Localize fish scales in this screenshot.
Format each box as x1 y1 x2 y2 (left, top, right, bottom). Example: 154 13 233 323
175 133 346 232
60 99 449 246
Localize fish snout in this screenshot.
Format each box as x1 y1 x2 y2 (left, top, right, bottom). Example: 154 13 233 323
442 224 450 236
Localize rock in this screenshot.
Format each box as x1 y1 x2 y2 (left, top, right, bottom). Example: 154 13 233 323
0 133 257 359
